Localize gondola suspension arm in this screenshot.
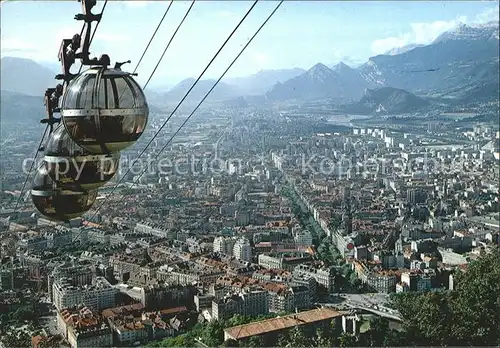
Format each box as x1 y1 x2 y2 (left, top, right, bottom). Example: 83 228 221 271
41 0 109 136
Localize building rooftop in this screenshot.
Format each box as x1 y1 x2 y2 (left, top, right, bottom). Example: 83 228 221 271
158 306 188 316
224 308 345 340
58 305 100 321
102 303 145 319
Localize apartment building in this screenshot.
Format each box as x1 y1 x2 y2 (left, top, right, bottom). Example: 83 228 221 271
57 306 112 348
53 277 118 311
109 250 157 283
48 262 94 301
140 283 196 310
233 237 252 262
102 303 182 345
367 272 397 293
258 254 311 271
293 228 313 247
293 264 339 292
263 282 311 313
67 324 113 348
213 236 237 256
352 261 398 293
134 222 171 238
212 290 268 321
157 263 225 285
258 254 283 270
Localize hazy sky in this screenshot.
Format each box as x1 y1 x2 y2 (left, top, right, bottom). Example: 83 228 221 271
1 1 498 87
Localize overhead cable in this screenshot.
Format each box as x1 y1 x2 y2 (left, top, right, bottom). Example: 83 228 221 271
117 0 175 103
80 0 261 229
138 0 285 184
132 0 174 74
142 0 195 90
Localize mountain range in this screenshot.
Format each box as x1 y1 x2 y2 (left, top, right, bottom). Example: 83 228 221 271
266 62 372 103
164 78 239 104
1 57 56 96
0 90 45 125
1 21 498 116
359 22 499 95
223 68 305 95
147 68 307 107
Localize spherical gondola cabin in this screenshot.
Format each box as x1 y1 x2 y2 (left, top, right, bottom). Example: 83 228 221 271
31 164 97 222
43 124 120 190
61 67 149 155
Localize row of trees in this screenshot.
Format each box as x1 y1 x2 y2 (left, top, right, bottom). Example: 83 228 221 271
317 237 343 264
281 186 329 249
282 185 369 294
389 247 500 346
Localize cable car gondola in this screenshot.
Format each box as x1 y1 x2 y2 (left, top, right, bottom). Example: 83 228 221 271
25 0 149 222
42 124 120 190
25 0 279 223
61 67 149 155
31 164 98 222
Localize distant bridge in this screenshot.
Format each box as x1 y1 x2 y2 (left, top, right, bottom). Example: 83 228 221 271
346 305 402 322
318 302 402 322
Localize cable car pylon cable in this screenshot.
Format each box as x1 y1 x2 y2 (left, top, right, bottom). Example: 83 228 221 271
135 0 284 186
78 0 260 230
88 0 108 47
117 0 178 103
143 0 195 90
133 0 173 75
82 0 283 228
77 0 108 75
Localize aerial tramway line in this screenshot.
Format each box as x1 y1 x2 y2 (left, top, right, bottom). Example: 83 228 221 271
31 0 149 221
22 0 283 224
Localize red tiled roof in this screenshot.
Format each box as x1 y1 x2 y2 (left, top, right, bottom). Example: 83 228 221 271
224 308 345 340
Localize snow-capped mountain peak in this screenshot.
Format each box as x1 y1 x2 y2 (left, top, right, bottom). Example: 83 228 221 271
433 21 499 43
384 44 425 56
469 21 499 29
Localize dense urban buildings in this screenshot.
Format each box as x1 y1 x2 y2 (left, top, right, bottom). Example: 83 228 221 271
0 4 499 347
3 102 497 346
